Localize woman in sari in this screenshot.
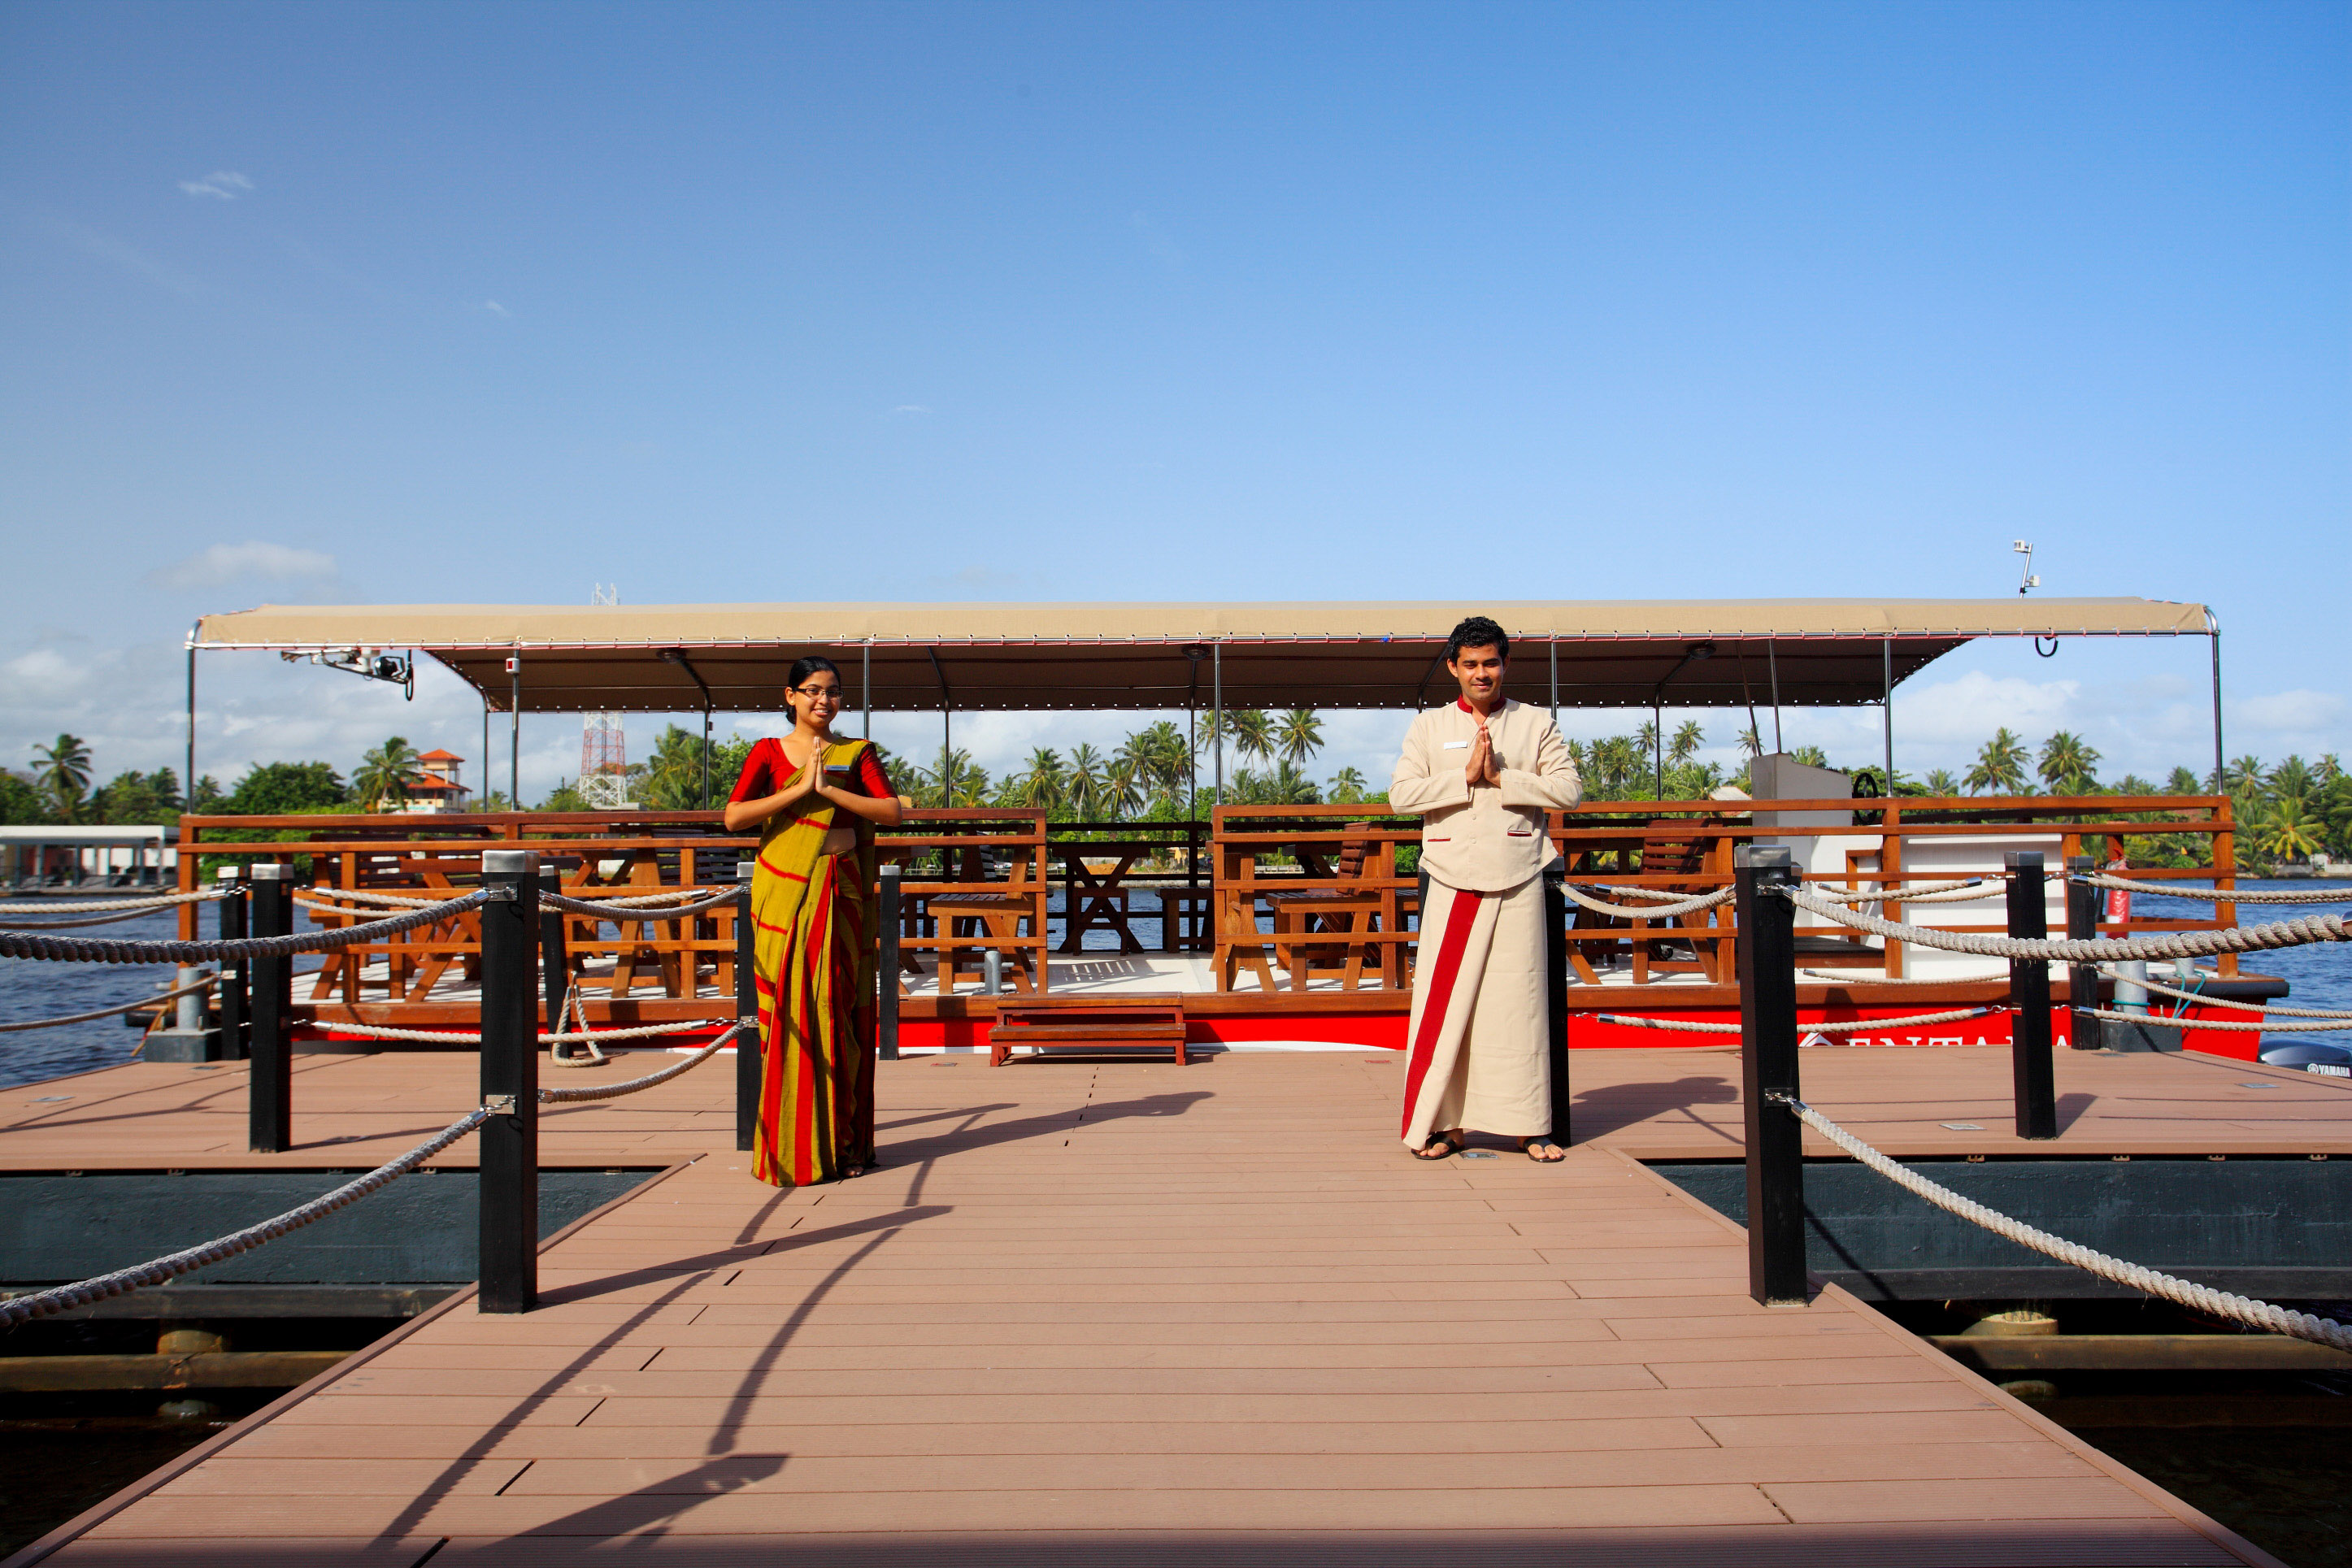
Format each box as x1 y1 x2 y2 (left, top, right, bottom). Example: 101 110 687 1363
722 656 902 1185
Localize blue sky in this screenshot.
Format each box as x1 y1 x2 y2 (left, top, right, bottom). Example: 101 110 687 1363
2 0 2344 801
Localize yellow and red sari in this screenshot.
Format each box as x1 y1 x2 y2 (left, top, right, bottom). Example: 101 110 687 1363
729 736 892 1186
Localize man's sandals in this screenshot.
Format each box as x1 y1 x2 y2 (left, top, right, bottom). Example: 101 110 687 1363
1519 1136 1567 1163
1414 1131 1463 1161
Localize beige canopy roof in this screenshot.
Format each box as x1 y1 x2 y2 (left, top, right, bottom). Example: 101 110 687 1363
193 598 2212 714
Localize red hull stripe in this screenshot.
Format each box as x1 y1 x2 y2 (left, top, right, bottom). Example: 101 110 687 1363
1398 885 1484 1139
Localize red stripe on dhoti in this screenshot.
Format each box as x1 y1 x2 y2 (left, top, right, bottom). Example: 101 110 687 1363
1400 884 1485 1140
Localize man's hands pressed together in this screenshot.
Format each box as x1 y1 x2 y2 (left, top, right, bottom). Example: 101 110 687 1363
1464 720 1502 788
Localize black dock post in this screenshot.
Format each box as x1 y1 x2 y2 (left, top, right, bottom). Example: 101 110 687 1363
735 860 760 1152
2007 851 2057 1139
478 849 540 1314
878 863 902 1062
538 869 569 1036
216 867 249 1061
2064 855 2101 1053
1544 866 1572 1147
1736 845 1807 1306
246 864 293 1153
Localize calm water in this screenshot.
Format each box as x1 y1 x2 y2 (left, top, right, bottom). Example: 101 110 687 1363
3 880 2345 1093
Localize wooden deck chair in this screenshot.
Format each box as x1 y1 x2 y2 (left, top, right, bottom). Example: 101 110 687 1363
931 844 1042 995
1261 827 1384 992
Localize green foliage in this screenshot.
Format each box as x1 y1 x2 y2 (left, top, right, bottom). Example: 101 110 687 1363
2037 732 2101 796
92 768 182 824
0 770 46 825
221 761 349 815
1965 728 2031 794
1275 708 1325 765
637 724 711 810
31 733 93 821
537 780 588 812
351 736 422 810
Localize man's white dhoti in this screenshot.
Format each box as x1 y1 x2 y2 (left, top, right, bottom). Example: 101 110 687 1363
1400 875 1549 1148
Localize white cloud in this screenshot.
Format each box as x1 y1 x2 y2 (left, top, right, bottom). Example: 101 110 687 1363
178 172 254 200
481 300 509 317
145 542 339 593
2237 690 2345 733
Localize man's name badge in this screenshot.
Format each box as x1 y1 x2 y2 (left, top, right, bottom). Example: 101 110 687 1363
1441 741 1470 749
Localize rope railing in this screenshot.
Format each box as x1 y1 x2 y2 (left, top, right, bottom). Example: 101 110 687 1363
1781 1095 2352 1353
1596 1006 2005 1036
1562 884 1732 920
0 890 491 966
0 902 222 932
1785 886 2348 962
540 889 739 921
0 1015 746 1326
2080 1008 2352 1034
0 889 225 915
2073 872 2348 906
2101 970 2352 1020
314 1016 733 1046
0 1105 496 1327
0 972 215 1033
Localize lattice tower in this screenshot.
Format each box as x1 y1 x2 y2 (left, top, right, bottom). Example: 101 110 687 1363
579 585 633 808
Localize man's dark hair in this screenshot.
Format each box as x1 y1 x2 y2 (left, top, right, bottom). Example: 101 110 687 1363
1445 615 1510 664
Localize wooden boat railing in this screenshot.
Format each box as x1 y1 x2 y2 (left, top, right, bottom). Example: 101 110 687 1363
1210 794 2241 992
176 808 1054 1019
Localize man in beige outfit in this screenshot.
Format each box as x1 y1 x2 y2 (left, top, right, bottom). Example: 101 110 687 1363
1390 616 1583 1161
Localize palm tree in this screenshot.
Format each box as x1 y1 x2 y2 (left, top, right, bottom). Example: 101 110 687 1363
920 746 989 808
1225 710 1274 765
1735 724 1764 758
1119 722 1189 800
1100 756 1146 818
2250 796 2328 866
1009 748 1066 812
1965 728 2031 795
2165 766 2202 797
2270 755 2315 808
1327 765 1368 804
1264 760 1320 805
1275 708 1325 765
31 734 92 821
638 725 707 809
2223 754 2267 799
1924 768 1959 797
2037 732 2101 797
1065 744 1108 819
1668 720 1705 767
352 736 423 810
2316 754 2342 787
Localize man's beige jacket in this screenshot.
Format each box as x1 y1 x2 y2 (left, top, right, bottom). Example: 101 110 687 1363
1389 697 1585 893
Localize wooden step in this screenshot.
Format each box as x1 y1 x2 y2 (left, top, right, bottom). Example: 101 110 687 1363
989 995 1188 1066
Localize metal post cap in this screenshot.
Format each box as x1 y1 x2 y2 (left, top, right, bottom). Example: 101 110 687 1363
482 849 541 874
1733 845 1793 870
735 860 757 883
249 863 293 881
213 864 246 883
2005 850 2046 871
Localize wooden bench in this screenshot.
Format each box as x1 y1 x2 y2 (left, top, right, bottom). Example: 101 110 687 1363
988 993 1189 1066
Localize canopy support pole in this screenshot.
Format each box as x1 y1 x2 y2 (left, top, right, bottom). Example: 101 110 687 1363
862 643 872 740
928 648 952 804
2201 610 2219 789
1654 696 1663 800
184 623 199 811
1882 636 1894 793
1212 642 1224 805
1549 637 1558 723
481 697 490 810
509 656 521 810
1767 639 1783 754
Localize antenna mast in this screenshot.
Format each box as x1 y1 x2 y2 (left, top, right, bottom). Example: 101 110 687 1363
580 585 633 809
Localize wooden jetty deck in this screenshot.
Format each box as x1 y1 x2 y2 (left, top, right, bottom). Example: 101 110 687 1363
10 1045 2344 1565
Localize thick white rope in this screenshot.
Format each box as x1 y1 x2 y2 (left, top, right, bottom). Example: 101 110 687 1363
0 903 220 931
1563 884 1731 920
0 890 224 914
2099 970 2352 1020
548 983 609 1067
309 1016 732 1045
1802 969 1966 984
541 889 739 921
0 1105 495 1326
0 973 215 1033
1785 886 2348 962
1783 1097 2352 1353
2080 1008 2352 1033
1806 878 2002 905
541 1021 744 1102
2075 873 2349 906
0 891 492 966
0 1013 747 1326
1594 1006 2003 1036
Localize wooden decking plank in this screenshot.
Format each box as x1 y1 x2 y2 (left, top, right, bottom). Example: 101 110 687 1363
8 1048 2311 1566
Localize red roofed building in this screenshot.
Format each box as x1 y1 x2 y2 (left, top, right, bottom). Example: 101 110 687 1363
389 749 472 814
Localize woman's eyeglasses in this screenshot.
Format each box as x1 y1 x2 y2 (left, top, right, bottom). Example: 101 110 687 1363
795 686 844 705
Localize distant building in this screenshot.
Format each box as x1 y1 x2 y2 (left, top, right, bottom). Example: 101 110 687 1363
390 749 472 814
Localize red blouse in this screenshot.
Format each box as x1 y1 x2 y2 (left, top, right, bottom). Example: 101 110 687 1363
728 737 893 806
